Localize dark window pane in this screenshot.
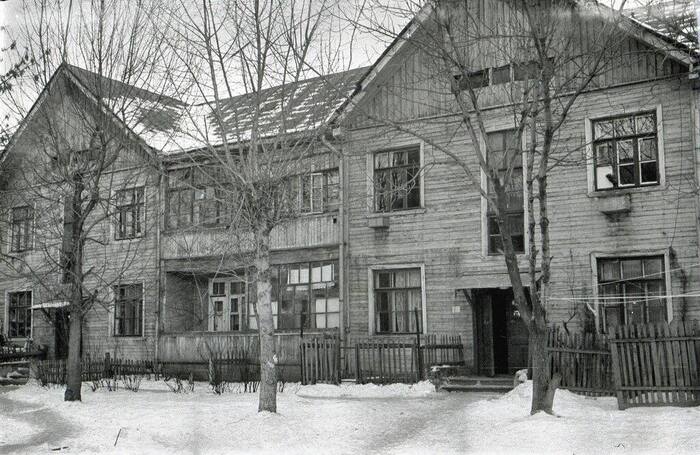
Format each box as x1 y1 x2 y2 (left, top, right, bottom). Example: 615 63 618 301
619 164 635 186
640 162 658 184
492 65 511 84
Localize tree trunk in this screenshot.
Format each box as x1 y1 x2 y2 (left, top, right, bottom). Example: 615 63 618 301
255 228 277 413
64 311 82 401
529 321 558 414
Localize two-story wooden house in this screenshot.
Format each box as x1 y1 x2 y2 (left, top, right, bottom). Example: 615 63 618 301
1 2 699 380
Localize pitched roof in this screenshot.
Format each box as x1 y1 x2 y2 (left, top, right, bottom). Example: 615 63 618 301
65 65 368 155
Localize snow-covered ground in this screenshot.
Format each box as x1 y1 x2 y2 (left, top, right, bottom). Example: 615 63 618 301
0 380 698 454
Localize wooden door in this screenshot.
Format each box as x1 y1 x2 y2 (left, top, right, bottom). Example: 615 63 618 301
476 293 495 377
507 300 529 374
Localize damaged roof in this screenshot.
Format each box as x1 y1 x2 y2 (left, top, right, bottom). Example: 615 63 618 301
65 64 368 155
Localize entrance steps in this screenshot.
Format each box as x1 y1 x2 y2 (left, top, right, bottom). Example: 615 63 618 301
439 375 514 393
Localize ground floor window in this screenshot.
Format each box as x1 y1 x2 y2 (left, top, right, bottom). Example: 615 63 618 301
8 291 32 338
114 284 143 337
597 256 666 332
373 268 422 334
209 278 247 332
247 260 339 331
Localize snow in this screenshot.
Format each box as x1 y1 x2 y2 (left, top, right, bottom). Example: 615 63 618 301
1 380 698 454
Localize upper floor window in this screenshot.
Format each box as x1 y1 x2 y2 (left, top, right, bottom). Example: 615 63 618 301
597 256 666 333
10 206 33 252
373 268 423 334
297 169 339 214
374 147 421 212
593 112 658 190
166 167 230 230
114 284 143 337
7 291 32 338
115 187 144 240
486 130 524 255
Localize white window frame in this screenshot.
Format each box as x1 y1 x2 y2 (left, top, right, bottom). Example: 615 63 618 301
208 277 247 332
590 250 673 333
585 105 665 195
479 130 529 257
366 141 425 214
110 282 146 338
8 203 36 254
367 263 427 335
4 288 34 340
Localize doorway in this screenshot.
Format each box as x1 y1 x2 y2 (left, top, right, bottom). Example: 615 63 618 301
473 288 529 376
54 308 70 360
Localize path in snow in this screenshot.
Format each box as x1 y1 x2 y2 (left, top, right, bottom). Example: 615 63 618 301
0 386 77 452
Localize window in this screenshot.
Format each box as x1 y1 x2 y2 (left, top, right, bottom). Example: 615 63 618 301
298 169 339 214
209 278 246 332
486 130 524 255
10 206 33 252
115 188 144 240
167 167 230 229
114 284 143 337
7 291 31 338
374 147 421 212
592 112 658 190
597 256 666 332
249 260 339 331
373 268 422 334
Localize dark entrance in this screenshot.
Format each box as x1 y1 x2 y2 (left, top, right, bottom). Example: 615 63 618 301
54 308 70 359
473 288 529 376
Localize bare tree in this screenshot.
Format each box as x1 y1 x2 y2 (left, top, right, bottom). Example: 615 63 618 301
343 0 634 413
0 0 176 401
164 0 350 412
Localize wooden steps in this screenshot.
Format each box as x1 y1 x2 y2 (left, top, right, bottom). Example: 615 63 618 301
439 375 514 393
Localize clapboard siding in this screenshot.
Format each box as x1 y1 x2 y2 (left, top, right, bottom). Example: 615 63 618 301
344 72 700 361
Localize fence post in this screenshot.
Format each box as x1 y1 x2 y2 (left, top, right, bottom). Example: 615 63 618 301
414 308 423 380
355 343 361 384
104 352 111 380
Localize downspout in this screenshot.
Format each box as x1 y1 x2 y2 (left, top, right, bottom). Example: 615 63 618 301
321 134 348 363
154 157 164 363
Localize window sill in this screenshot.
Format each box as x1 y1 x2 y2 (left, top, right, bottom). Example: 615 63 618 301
368 208 426 218
588 183 666 199
114 236 145 242
112 335 145 339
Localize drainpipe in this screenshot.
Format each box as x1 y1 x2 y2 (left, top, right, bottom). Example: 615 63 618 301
154 160 164 363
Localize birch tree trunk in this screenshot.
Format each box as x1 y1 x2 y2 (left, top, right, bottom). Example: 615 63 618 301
255 227 277 413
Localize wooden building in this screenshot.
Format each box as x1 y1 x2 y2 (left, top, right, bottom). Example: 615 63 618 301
1 1 699 379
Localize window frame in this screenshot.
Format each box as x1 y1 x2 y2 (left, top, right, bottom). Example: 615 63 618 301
114 187 145 240
297 168 340 215
113 283 144 338
369 144 424 214
367 264 426 335
208 276 247 332
479 130 528 257
591 251 672 333
166 166 230 230
10 205 34 253
585 106 665 195
5 290 33 339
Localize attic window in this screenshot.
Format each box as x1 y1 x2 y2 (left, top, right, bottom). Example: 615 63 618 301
454 69 489 90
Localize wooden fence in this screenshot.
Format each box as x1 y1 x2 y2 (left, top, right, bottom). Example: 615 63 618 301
547 327 614 397
355 341 420 384
0 344 46 362
300 337 341 385
422 334 465 367
609 321 700 409
35 354 158 385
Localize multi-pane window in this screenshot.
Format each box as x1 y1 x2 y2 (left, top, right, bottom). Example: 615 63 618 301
115 188 144 240
167 167 230 229
374 147 421 212
114 284 143 337
298 169 339 214
229 281 245 331
373 268 422 334
593 112 658 190
597 256 666 332
248 261 339 331
10 206 33 252
486 130 524 255
7 291 31 338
